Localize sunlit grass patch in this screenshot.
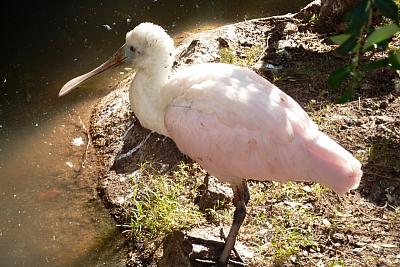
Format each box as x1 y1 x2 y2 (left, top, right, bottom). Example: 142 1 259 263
242 181 332 265
220 45 263 67
129 162 205 240
328 259 345 267
309 13 321 24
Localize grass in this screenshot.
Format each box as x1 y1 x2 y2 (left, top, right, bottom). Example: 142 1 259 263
220 45 263 67
129 162 205 240
309 13 320 24
128 160 337 265
240 181 333 266
327 260 345 267
127 149 399 266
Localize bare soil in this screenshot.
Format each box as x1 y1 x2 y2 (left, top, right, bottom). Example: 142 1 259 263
88 11 400 267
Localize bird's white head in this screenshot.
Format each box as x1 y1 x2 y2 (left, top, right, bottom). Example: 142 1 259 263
58 22 175 96
125 23 175 73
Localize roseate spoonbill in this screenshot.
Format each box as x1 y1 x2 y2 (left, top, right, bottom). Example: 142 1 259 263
59 23 362 266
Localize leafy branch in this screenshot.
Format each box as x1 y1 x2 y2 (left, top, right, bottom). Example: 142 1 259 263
328 0 400 103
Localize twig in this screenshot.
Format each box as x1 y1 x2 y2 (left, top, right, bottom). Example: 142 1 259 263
116 131 153 160
122 119 135 140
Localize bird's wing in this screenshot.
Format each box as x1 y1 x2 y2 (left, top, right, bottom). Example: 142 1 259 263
163 63 321 184
164 63 319 139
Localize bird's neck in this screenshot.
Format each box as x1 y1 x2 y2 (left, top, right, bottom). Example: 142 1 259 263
129 62 172 136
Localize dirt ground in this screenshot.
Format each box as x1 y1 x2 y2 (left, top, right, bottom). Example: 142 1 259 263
88 10 400 267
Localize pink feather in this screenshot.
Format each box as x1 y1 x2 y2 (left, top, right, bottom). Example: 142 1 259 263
164 63 362 194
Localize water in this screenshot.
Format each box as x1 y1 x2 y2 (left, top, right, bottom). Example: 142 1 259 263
0 1 308 266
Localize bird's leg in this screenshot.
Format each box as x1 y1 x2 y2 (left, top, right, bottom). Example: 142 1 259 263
199 173 210 211
218 180 249 266
219 228 244 264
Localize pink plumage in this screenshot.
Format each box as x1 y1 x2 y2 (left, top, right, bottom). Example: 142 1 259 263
164 63 362 194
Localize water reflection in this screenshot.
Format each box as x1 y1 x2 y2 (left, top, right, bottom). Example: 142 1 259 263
0 1 308 266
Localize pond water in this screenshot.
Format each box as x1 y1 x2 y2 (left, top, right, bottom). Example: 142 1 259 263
0 1 308 266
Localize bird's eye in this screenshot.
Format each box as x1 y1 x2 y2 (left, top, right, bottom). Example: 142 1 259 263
129 46 136 52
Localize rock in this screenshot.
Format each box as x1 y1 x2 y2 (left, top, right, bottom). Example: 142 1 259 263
321 218 331 227
332 232 346 242
199 176 233 210
282 22 298 35
217 37 230 48
379 101 388 109
158 231 192 267
375 115 391 124
294 0 322 21
158 227 253 266
277 39 297 51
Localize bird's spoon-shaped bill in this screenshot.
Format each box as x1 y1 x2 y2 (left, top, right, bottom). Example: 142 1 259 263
58 44 127 97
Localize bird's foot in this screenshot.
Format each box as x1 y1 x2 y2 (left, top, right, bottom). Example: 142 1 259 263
193 258 246 267
187 235 246 266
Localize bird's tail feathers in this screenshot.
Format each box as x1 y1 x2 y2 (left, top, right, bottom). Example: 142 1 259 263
305 133 362 194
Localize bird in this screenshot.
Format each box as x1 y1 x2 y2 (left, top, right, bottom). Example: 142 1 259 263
59 22 363 266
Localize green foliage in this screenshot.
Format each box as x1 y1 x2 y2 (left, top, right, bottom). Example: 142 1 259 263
130 162 204 240
328 259 346 267
328 0 400 103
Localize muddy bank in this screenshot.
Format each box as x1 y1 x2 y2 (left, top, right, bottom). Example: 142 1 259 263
88 6 400 267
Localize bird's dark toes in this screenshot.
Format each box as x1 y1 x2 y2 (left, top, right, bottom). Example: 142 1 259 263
193 258 246 267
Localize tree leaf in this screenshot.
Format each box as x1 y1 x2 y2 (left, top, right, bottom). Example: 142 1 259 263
328 65 353 89
363 23 400 51
337 35 358 55
330 34 352 45
389 50 400 69
373 0 399 21
348 0 371 34
362 58 389 71
337 88 354 103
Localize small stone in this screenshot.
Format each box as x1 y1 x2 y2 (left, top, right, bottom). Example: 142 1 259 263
277 39 296 51
332 233 345 241
368 243 381 250
240 40 253 47
379 101 388 109
375 115 391 124
302 185 312 192
322 218 331 227
380 243 397 248
282 22 298 35
198 176 233 210
290 255 297 262
316 259 324 267
185 58 194 64
353 247 364 253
